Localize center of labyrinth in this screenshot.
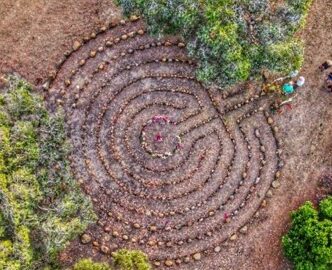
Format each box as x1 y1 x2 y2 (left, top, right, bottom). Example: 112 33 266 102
141 115 181 159
48 19 283 268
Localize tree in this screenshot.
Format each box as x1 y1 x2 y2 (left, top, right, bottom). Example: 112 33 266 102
282 197 332 270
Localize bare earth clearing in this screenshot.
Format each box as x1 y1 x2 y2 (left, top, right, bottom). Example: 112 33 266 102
0 1 331 269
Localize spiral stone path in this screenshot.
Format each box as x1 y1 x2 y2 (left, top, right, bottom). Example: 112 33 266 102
48 18 284 269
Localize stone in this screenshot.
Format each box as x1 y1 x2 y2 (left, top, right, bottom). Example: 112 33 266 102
266 190 273 198
255 177 261 184
100 245 109 254
104 225 111 233
133 223 140 229
230 234 237 241
165 260 174 267
137 29 145 35
90 50 97 58
98 63 105 70
81 233 91 244
214 246 221 252
150 225 157 232
261 200 267 208
42 81 50 90
130 15 139 21
106 40 114 47
184 257 190 263
121 34 128 40
267 117 274 124
240 226 248 234
148 240 156 246
272 180 281 189
175 259 182 264
72 40 81 51
112 231 119 237
154 261 161 267
92 241 99 247
131 238 137 243
255 129 261 137
65 79 71 86
193 252 201 261
178 42 186 48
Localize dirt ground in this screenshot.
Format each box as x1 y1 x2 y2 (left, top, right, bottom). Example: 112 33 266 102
0 0 331 269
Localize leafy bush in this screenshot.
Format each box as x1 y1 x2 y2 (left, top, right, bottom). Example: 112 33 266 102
282 196 332 270
320 196 332 219
73 250 151 270
73 259 111 270
113 249 151 270
117 0 312 87
0 77 96 269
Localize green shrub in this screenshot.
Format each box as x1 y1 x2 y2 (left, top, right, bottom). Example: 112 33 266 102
282 197 332 270
117 0 313 87
72 250 151 270
113 249 151 270
320 196 332 219
0 77 96 269
73 259 111 270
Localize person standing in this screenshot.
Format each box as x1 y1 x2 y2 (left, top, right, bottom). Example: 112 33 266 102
294 76 305 89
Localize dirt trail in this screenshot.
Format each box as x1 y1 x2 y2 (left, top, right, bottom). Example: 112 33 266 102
0 0 331 269
0 0 121 85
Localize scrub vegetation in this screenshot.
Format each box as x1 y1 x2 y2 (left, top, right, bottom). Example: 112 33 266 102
117 0 313 87
0 77 96 269
72 250 151 270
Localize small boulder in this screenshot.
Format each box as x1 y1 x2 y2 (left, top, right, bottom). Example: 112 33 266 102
214 246 221 253
240 226 248 234
272 180 281 189
193 252 201 261
165 260 174 267
81 233 91 244
72 40 81 51
267 117 274 124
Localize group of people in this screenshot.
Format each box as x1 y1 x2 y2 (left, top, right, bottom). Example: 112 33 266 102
281 70 306 95
319 60 332 92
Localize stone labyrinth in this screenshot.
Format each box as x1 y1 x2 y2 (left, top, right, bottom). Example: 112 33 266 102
48 18 283 268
